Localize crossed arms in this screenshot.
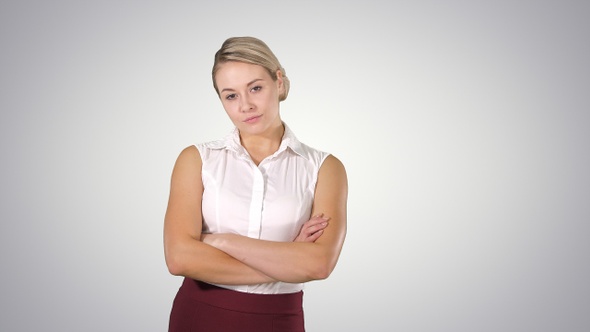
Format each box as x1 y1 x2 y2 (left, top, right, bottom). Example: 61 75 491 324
163 145 347 285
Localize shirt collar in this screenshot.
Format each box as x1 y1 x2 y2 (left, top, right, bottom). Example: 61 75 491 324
214 123 306 160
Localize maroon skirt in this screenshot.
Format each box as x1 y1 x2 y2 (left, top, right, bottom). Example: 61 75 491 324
169 278 305 332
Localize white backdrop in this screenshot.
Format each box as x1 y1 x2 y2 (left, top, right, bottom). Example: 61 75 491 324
1 1 589 331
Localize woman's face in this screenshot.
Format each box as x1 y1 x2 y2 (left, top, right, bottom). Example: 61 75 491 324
215 61 283 137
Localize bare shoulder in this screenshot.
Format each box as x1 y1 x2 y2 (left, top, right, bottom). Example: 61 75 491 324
319 154 347 181
168 145 203 190
315 154 348 202
177 145 201 163
173 145 202 172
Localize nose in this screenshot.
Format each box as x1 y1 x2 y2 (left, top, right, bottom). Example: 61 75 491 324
239 95 254 112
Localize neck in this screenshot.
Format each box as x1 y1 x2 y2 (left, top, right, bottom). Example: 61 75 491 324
240 123 285 164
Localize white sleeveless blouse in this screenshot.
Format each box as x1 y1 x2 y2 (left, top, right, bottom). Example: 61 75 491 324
195 124 329 294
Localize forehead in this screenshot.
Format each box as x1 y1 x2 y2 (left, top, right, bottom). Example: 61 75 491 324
215 62 271 88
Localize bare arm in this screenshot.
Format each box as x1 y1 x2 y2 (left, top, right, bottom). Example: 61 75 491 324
202 155 348 283
163 146 275 285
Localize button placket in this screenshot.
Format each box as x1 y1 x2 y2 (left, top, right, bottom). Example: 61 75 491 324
247 162 265 239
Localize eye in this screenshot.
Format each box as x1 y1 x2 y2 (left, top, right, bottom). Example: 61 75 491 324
251 86 262 93
225 93 237 100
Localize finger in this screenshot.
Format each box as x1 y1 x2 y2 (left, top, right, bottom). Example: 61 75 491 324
306 229 324 242
306 215 330 227
308 221 329 233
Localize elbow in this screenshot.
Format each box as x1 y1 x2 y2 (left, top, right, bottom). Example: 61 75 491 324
165 255 183 276
166 257 185 276
303 246 343 281
164 235 203 277
306 258 337 281
309 267 332 281
164 246 187 276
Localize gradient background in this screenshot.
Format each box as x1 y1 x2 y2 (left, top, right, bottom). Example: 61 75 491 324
1 0 589 331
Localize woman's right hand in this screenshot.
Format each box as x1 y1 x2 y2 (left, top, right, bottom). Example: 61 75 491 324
294 214 330 243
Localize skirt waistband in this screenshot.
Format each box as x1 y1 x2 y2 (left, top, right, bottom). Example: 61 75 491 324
178 278 303 315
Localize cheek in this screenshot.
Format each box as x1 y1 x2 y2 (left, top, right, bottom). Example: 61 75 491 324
220 102 237 119
262 89 280 105
221 100 237 112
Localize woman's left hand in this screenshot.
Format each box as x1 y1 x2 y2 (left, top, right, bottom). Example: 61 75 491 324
293 214 329 243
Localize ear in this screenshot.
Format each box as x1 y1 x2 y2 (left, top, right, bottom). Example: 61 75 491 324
275 69 285 93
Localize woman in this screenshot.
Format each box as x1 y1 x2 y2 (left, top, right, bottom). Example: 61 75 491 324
164 36 347 332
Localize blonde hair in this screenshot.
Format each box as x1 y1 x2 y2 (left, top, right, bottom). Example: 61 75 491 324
212 36 290 101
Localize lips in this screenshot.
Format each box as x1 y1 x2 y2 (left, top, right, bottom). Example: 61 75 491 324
244 115 262 123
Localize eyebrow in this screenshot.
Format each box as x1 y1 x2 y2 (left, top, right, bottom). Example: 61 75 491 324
220 78 264 93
